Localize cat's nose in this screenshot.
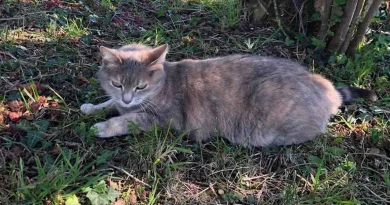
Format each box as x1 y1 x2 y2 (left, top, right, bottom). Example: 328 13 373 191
122 93 133 104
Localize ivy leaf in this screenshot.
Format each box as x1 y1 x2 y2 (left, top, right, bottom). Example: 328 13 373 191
86 191 110 205
311 37 326 48
35 120 49 132
22 131 43 149
107 188 121 202
65 194 80 205
93 180 108 193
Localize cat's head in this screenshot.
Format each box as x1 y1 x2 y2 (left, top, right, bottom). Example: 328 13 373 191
97 44 168 108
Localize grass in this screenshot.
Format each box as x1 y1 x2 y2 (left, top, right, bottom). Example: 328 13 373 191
0 0 389 204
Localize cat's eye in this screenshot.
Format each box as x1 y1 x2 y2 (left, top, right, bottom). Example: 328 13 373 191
136 84 147 90
111 81 122 88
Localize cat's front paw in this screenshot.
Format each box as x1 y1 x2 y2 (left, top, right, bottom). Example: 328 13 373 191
92 121 114 138
80 103 95 115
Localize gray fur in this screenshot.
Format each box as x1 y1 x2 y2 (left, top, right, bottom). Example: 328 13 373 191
81 44 375 147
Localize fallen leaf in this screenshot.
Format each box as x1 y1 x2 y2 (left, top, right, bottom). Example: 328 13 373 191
77 76 90 84
114 199 126 205
30 102 41 112
8 101 21 112
9 111 22 122
140 190 147 202
129 190 137 205
24 113 34 121
109 178 119 190
50 102 59 108
38 96 46 103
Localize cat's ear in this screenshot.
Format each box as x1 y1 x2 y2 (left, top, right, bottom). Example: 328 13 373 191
100 46 122 66
146 44 168 69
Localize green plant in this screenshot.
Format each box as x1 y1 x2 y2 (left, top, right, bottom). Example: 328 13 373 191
63 18 88 38
82 180 121 205
14 146 107 204
201 0 242 28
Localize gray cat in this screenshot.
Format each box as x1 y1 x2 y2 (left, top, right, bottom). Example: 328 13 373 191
80 44 377 147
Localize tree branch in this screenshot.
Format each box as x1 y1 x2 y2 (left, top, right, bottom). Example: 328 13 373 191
317 0 333 40
327 0 359 52
272 0 290 38
347 0 383 56
339 0 366 53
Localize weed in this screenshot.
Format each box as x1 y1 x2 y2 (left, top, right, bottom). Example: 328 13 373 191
13 146 107 204
82 180 121 205
201 0 242 28
63 18 88 38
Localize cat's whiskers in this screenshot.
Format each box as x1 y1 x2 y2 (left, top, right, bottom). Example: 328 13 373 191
144 100 160 116
139 102 147 114
142 101 158 117
145 100 161 112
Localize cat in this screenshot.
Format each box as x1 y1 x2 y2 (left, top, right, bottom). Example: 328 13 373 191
80 43 377 147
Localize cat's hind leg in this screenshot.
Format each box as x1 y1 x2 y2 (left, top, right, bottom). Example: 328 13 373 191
80 99 115 115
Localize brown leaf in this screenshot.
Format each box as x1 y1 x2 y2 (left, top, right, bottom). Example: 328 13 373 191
23 110 34 120
34 82 46 92
77 76 90 84
108 178 119 190
114 199 126 205
9 111 22 122
38 96 46 104
8 101 21 112
140 190 148 202
30 102 41 112
50 102 59 108
129 190 137 205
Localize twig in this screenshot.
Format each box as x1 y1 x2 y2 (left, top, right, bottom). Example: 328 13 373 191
0 11 51 21
361 184 390 203
108 163 151 188
352 152 390 161
296 173 314 190
272 0 290 39
0 17 25 21
0 51 17 60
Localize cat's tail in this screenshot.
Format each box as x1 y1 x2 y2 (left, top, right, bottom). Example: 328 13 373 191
336 87 377 103
311 74 377 115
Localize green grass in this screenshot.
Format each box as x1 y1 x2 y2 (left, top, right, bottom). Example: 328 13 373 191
200 0 243 28
0 0 389 204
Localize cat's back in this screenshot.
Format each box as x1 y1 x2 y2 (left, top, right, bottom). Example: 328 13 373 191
171 54 309 75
